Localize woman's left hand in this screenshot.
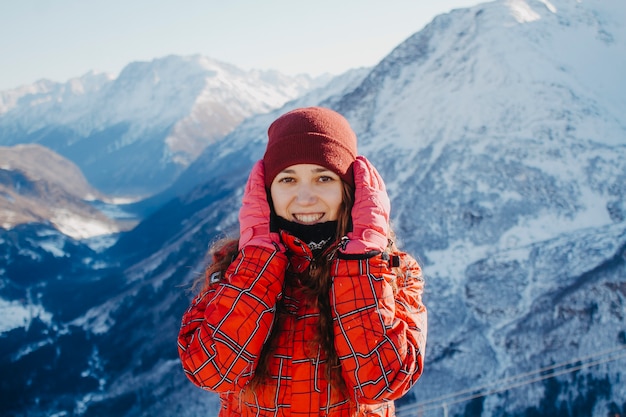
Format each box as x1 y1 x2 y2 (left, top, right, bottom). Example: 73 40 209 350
340 156 390 255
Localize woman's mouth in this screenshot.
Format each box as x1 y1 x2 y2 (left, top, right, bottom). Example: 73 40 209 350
293 213 324 224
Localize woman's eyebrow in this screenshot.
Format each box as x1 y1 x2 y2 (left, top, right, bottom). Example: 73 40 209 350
278 167 332 174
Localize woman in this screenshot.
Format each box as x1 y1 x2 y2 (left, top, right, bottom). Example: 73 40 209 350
178 107 427 416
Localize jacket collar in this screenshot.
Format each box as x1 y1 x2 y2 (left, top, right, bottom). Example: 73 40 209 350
280 230 314 273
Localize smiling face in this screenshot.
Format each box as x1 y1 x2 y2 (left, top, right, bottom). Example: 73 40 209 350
270 164 344 225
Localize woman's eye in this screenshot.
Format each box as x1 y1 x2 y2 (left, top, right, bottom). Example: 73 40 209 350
278 177 294 183
318 176 334 182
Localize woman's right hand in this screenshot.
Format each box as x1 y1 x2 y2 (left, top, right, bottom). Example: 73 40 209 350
238 160 284 251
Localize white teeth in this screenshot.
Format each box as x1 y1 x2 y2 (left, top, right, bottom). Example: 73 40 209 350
294 213 324 224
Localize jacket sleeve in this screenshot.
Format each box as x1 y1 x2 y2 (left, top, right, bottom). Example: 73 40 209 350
331 251 427 402
177 246 287 392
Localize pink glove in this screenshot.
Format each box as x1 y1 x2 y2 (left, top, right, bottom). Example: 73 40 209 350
238 160 284 251
340 156 390 255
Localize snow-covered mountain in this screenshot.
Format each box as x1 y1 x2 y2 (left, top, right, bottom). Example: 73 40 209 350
0 55 318 197
1 0 625 416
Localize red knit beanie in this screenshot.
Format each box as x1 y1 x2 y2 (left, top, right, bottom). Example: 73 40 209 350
263 107 358 188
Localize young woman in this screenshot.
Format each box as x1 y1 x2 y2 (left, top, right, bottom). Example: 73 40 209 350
178 107 427 416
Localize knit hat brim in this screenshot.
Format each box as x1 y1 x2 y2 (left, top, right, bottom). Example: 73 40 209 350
263 107 358 188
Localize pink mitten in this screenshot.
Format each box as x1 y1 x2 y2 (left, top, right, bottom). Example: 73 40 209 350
340 156 390 255
238 160 283 251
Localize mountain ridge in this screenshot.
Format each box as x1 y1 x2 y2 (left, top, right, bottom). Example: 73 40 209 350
0 55 321 197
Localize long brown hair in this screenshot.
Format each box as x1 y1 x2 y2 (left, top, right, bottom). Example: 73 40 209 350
195 237 239 294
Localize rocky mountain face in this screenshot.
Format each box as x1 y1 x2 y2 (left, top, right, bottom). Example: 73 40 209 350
1 0 625 416
0 144 122 240
0 55 318 197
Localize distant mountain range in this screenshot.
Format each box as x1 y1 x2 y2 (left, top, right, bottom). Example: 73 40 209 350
0 55 323 197
1 0 625 416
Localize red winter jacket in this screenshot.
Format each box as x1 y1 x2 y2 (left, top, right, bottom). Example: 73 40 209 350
178 233 427 416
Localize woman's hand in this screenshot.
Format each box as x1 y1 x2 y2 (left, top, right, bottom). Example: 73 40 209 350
340 156 390 255
238 160 284 251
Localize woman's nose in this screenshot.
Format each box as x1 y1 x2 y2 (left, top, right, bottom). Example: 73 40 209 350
296 185 316 204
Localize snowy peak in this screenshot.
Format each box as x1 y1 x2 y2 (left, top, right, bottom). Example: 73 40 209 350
0 55 313 137
500 0 626 117
0 55 318 196
0 71 113 114
349 0 626 156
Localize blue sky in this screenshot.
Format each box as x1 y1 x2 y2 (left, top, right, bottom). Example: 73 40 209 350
0 0 481 90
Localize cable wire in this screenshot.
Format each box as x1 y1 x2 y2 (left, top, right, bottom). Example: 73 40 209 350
397 344 626 416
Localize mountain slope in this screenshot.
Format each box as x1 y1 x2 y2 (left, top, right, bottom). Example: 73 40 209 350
0 55 318 197
107 0 626 413
0 144 122 239
136 0 626 414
